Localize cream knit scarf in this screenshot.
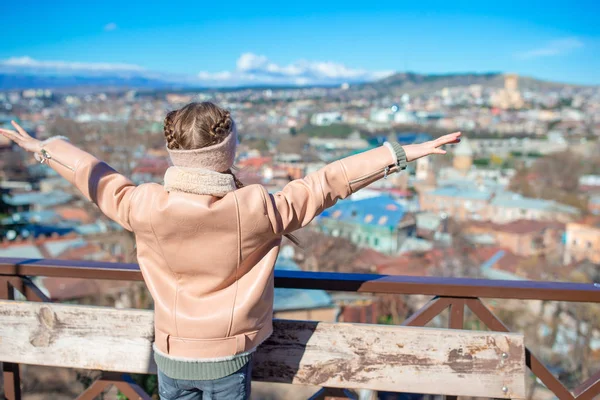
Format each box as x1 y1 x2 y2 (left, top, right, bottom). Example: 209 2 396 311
163 126 238 197
163 167 236 197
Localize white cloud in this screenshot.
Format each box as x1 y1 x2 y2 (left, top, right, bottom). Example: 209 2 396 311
0 54 394 87
198 70 233 80
237 53 269 71
104 23 117 32
198 53 393 86
515 37 584 60
1 56 145 72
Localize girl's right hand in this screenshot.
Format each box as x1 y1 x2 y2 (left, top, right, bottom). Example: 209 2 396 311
0 121 43 153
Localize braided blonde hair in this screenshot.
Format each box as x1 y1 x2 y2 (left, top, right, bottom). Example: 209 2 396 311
164 102 232 150
163 102 299 245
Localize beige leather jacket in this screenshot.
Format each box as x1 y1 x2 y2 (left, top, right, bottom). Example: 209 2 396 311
39 138 403 359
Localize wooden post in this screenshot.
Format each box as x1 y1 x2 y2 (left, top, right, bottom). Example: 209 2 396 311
1 278 22 400
445 299 465 400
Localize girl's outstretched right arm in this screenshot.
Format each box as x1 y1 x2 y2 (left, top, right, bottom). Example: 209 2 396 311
0 121 139 232
263 132 461 236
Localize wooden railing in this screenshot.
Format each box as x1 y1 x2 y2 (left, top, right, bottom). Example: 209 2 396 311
0 257 599 400
0 300 526 399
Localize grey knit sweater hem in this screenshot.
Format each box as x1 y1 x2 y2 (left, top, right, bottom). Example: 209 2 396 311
154 351 252 381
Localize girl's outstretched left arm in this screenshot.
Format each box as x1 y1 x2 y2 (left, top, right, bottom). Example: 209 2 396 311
262 132 462 236
0 121 139 231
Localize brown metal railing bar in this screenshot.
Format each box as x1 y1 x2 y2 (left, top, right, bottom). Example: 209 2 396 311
2 362 21 400
75 372 153 400
574 370 600 400
5 277 24 298
449 299 465 330
113 381 152 400
1 258 598 302
574 370 600 396
576 382 600 400
2 276 48 304
466 298 575 400
22 277 51 303
101 371 152 400
76 379 112 400
527 351 576 400
0 277 9 300
0 258 142 281
402 297 451 327
275 271 600 302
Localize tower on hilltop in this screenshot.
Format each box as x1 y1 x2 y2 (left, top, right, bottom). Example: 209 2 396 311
453 136 473 174
505 74 518 91
491 73 524 110
416 156 431 181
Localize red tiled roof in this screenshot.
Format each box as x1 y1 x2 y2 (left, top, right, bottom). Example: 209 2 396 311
467 219 564 234
354 248 392 267
147 148 168 157
473 247 524 273
132 158 170 175
375 245 538 279
56 243 107 260
497 220 564 234
55 207 93 223
238 157 272 168
376 250 445 276
573 215 600 228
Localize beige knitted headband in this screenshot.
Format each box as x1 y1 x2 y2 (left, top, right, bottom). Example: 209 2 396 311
167 123 238 172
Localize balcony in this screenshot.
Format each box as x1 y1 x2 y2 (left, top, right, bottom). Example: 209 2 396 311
0 257 599 400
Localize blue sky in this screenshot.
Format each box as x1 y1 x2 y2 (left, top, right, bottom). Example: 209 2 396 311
2 0 599 85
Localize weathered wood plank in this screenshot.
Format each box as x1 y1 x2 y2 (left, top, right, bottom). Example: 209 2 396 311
0 300 156 374
0 300 526 399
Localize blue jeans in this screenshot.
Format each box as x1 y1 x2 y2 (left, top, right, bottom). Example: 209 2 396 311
157 360 253 400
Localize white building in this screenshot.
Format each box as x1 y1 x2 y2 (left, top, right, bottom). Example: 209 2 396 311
311 112 342 126
309 135 368 151
393 110 417 124
370 108 393 123
469 138 568 157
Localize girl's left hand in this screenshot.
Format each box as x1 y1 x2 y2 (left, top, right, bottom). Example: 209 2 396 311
0 121 43 153
403 131 462 162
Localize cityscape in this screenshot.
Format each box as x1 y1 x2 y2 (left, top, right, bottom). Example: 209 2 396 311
1 1 599 398
0 71 599 398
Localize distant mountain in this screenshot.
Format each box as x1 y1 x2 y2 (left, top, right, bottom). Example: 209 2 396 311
361 72 585 95
0 61 198 92
0 73 187 91
0 63 590 92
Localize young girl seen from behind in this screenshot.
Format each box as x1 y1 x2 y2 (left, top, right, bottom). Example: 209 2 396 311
0 102 461 400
